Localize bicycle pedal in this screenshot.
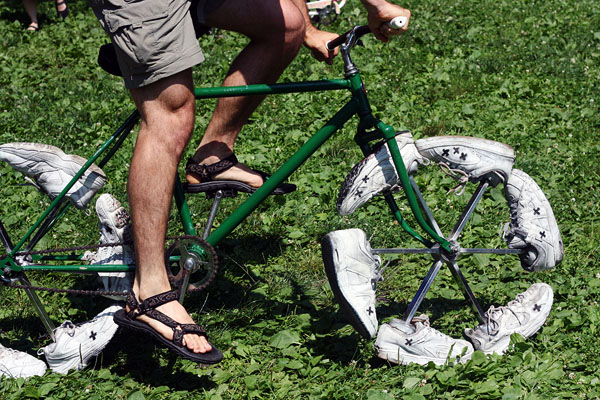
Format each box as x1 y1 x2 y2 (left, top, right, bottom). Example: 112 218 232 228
205 188 238 199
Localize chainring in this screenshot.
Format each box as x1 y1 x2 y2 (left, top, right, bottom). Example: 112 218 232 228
164 235 218 292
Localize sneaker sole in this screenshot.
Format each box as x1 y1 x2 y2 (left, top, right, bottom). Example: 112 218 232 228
336 131 417 216
506 169 563 270
0 143 106 182
416 136 515 182
322 235 373 339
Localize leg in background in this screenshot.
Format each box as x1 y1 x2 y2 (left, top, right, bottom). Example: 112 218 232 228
22 0 38 30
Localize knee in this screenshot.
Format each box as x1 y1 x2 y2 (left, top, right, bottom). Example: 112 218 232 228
251 0 305 52
282 3 305 51
147 94 195 158
168 101 195 156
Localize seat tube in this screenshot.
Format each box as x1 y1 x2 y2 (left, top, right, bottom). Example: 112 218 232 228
173 175 197 236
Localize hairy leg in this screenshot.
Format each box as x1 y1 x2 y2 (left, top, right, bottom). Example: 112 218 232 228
186 0 305 187
128 69 211 353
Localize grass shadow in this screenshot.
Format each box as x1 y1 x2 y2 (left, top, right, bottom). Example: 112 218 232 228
99 330 217 391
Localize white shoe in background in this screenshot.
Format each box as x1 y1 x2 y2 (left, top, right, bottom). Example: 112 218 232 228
0 343 47 378
39 305 121 374
374 314 474 366
0 142 106 209
90 194 134 300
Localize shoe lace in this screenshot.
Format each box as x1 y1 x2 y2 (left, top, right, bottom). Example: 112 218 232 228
501 200 529 243
411 316 452 340
485 305 521 335
57 321 78 338
371 259 389 290
507 292 526 308
114 209 130 229
437 162 469 196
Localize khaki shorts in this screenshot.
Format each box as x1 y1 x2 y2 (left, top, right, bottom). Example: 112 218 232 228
91 0 209 89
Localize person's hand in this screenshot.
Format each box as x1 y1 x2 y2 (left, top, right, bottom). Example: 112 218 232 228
304 26 340 65
363 0 411 42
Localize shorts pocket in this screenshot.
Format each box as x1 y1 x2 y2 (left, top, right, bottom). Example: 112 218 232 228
102 0 170 66
103 0 168 33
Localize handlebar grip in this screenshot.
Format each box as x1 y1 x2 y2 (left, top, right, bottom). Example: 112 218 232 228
387 16 407 29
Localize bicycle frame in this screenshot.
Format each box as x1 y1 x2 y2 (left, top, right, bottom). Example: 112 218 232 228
1 69 454 279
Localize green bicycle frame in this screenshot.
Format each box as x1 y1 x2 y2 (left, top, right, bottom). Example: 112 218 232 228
184 73 452 252
2 72 451 275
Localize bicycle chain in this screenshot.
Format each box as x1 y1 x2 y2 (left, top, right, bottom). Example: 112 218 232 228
1 235 218 297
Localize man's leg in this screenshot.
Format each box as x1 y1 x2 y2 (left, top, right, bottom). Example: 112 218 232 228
186 0 305 188
128 69 211 353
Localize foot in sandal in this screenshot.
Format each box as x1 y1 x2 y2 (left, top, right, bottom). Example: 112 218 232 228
114 290 223 364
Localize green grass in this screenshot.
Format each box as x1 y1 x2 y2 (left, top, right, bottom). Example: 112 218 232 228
0 0 599 398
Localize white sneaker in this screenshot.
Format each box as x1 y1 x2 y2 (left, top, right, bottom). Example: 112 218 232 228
415 136 515 186
322 229 381 339
0 343 47 378
374 315 474 366
464 283 553 355
39 305 121 374
503 169 563 271
91 194 134 300
0 142 106 209
336 131 424 216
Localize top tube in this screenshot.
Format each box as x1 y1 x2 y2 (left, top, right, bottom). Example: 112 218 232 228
193 79 352 99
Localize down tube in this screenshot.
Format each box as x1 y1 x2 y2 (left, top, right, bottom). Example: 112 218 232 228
205 100 359 247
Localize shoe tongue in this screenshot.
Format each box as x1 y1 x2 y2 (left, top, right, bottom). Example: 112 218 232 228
388 318 415 334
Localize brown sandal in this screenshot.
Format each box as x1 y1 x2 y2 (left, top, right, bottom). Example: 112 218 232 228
184 154 296 195
113 290 223 364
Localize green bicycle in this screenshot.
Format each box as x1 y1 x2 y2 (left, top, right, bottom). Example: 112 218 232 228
0 24 560 345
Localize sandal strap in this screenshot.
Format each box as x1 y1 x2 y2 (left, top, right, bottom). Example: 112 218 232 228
125 291 141 319
138 290 179 314
186 154 238 182
125 290 208 347
172 324 207 347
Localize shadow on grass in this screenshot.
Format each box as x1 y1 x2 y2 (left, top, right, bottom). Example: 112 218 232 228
3 232 498 384
96 331 217 391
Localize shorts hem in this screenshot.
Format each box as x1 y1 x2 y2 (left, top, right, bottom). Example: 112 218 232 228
123 48 205 89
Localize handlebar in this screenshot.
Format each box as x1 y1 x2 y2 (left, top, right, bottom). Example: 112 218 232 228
326 25 370 51
326 16 408 51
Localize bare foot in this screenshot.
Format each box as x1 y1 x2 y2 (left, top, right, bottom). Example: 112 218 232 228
129 294 212 353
